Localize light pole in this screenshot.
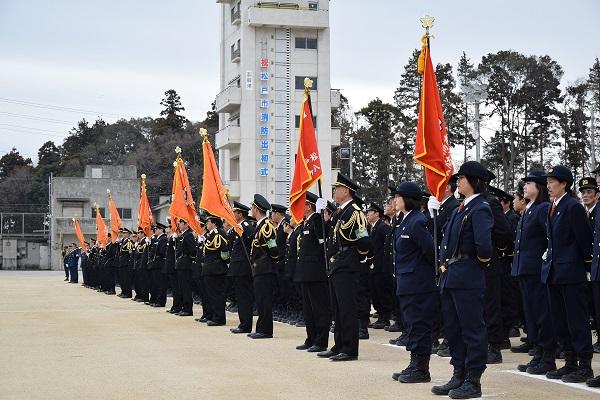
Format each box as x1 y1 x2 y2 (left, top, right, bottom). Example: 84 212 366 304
463 83 488 162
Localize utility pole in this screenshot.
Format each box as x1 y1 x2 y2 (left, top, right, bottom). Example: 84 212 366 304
463 83 487 163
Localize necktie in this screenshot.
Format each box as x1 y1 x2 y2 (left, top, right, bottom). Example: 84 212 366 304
550 202 557 217
458 203 464 212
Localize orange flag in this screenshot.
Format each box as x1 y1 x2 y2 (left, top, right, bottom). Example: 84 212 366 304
107 190 122 243
199 129 242 235
289 79 322 223
95 204 108 247
169 148 203 234
72 217 88 252
414 35 454 200
137 174 153 237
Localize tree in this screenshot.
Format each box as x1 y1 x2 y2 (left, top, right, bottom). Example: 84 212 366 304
156 89 189 133
561 82 589 179
435 62 470 152
0 148 32 178
589 58 600 164
457 52 478 162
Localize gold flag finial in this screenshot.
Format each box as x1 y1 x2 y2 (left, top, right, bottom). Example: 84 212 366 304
175 146 182 155
199 128 209 143
141 173 146 180
106 189 111 198
420 14 435 30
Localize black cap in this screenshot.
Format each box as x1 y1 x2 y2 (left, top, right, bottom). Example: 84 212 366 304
305 191 319 205
251 194 270 213
488 186 514 202
353 194 365 206
137 227 145 233
521 170 547 186
326 201 336 214
283 214 291 224
453 161 490 181
366 202 384 215
392 182 423 200
486 169 496 183
332 172 360 192
421 190 431 199
155 222 167 230
122 228 132 234
514 182 525 198
271 203 287 214
387 182 396 194
198 214 207 225
205 213 223 227
543 165 573 186
232 201 250 214
578 177 598 192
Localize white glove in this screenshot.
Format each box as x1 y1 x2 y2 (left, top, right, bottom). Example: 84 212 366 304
145 237 150 244
427 195 441 218
315 197 327 212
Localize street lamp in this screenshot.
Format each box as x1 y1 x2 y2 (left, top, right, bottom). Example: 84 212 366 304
462 83 488 162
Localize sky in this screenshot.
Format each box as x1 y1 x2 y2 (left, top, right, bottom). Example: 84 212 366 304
1 0 599 163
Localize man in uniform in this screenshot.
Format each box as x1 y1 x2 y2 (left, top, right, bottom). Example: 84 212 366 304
201 214 230 326
579 177 599 226
248 194 280 339
165 222 181 314
149 223 168 307
318 173 372 361
271 203 289 321
228 202 255 334
295 192 331 353
117 228 134 298
175 219 196 316
366 202 393 330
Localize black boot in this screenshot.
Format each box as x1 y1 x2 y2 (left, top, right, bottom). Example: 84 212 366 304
436 338 450 357
392 353 416 381
518 346 541 372
526 349 556 375
562 356 594 383
587 374 600 387
448 369 482 399
546 351 577 379
431 365 464 396
372 313 390 329
399 354 431 383
487 344 503 364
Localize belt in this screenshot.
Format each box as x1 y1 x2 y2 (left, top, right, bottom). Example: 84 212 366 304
440 253 473 272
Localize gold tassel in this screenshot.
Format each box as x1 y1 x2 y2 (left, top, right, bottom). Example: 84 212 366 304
417 34 427 75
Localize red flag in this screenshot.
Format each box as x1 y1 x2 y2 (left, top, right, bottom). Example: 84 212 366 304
72 218 88 252
289 92 322 223
199 130 242 235
169 152 203 234
414 36 454 200
137 174 153 237
95 204 108 247
108 190 121 243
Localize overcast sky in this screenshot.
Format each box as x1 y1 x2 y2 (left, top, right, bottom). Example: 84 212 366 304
1 0 599 162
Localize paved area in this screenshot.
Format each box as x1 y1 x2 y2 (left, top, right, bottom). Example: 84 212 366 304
1 271 599 400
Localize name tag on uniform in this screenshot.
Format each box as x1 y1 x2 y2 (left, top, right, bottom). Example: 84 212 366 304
401 234 410 239
303 230 310 235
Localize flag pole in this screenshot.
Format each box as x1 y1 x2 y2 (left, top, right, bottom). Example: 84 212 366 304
418 15 440 278
304 79 329 272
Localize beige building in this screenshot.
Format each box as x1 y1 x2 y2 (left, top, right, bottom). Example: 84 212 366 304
215 0 340 206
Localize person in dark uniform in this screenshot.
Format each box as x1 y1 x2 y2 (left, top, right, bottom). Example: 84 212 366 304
117 229 134 298
201 214 230 326
542 165 594 383
366 203 393 330
103 234 117 295
383 195 404 336
165 223 181 314
588 169 600 387
66 244 80 284
389 182 437 384
228 202 255 334
431 161 493 399
149 223 168 307
175 219 196 316
134 229 150 302
579 177 598 226
318 173 372 362
270 203 289 321
294 192 331 353
248 194 280 339
511 170 556 374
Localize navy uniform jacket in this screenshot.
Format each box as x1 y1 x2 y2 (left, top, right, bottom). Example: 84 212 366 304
439 194 494 290
287 225 302 281
175 229 196 271
394 210 436 295
427 196 460 247
542 194 593 284
296 212 328 282
118 238 133 268
275 222 287 274
250 217 279 276
592 205 600 281
326 200 372 275
511 201 550 277
202 228 230 276
368 218 391 274
151 233 167 270
162 235 177 274
588 205 597 229
227 220 255 277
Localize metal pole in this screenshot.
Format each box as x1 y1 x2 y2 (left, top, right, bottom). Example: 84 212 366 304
474 101 481 162
592 108 597 168
349 140 353 180
49 172 53 270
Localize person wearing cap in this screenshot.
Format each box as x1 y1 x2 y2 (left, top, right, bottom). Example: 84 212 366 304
294 191 331 353
284 215 304 327
200 214 230 326
365 202 393 331
149 223 168 307
134 229 151 303
227 202 256 334
65 244 80 284
541 165 594 383
174 219 197 316
117 228 134 298
589 182 600 387
317 173 371 362
388 182 436 384
578 177 599 227
382 196 405 337
165 221 181 314
512 183 527 215
194 217 212 323
80 242 90 287
510 171 556 374
270 203 290 322
432 161 494 399
248 194 280 339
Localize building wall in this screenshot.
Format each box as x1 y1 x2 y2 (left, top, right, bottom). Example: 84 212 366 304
49 165 139 270
216 0 334 206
